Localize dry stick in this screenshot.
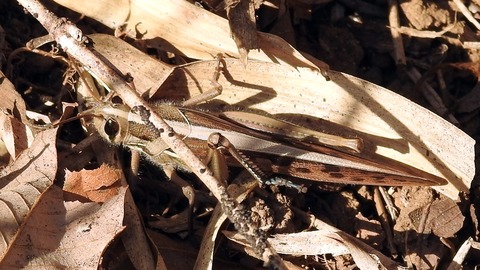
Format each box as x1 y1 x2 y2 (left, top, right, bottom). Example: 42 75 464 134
16 0 285 268
406 68 459 125
372 187 397 258
452 0 480 31
387 0 406 66
447 237 472 270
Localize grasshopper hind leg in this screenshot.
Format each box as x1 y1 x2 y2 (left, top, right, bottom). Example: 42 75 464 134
207 132 307 193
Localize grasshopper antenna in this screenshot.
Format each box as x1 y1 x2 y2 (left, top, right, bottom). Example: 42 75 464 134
50 108 97 128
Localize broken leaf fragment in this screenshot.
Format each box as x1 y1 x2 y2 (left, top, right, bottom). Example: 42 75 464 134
64 163 123 203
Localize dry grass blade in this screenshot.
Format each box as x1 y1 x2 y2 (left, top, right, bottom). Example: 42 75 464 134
195 173 257 270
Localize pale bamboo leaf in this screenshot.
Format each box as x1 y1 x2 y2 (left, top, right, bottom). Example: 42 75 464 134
270 230 397 269
226 229 398 269
52 0 320 69
86 34 172 98
269 230 350 256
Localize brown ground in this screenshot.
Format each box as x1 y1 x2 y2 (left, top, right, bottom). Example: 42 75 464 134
0 0 479 269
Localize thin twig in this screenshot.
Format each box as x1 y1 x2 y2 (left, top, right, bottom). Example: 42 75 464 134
378 187 398 221
396 24 456 39
387 0 406 65
406 67 459 125
446 237 471 270
16 0 284 267
452 0 480 31
373 187 397 258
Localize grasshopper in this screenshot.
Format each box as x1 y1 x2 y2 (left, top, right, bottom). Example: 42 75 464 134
84 93 446 188
72 51 447 189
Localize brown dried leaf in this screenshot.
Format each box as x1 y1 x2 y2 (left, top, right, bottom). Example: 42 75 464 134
0 128 57 259
409 198 465 238
64 164 122 203
122 190 162 270
0 186 126 269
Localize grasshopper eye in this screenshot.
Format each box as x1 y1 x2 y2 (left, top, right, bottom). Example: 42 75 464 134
104 118 120 139
111 95 123 105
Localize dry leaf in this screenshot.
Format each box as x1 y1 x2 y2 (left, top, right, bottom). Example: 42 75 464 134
225 229 398 269
64 164 122 203
122 188 161 270
85 34 172 99
0 113 33 162
53 0 320 70
0 186 126 269
0 71 28 123
0 71 33 163
269 230 350 256
0 128 57 259
408 198 465 238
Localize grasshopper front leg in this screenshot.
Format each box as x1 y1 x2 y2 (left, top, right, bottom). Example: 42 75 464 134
182 54 225 107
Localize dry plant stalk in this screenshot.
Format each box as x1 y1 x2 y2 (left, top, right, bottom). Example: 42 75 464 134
15 0 284 267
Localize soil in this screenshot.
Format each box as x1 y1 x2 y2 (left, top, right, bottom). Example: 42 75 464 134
0 0 479 269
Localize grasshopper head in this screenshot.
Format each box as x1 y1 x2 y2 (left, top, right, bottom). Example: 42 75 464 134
91 99 130 145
